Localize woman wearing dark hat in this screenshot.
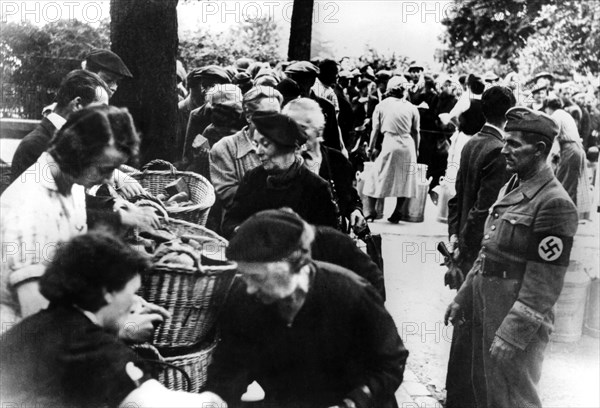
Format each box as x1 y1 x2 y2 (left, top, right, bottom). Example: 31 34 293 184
221 112 338 238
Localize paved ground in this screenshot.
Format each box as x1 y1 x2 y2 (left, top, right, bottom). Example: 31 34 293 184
371 197 600 408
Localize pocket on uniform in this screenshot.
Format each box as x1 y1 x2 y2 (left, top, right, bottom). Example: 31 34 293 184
497 212 534 254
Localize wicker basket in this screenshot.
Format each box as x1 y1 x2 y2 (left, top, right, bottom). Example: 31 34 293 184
132 159 215 225
133 338 218 393
139 218 236 348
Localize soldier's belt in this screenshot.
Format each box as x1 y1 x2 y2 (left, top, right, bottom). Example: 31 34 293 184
481 257 525 280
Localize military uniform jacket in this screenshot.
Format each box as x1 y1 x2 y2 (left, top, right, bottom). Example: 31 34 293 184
455 165 578 349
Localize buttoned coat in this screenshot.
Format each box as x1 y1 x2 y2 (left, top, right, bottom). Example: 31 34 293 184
454 165 578 408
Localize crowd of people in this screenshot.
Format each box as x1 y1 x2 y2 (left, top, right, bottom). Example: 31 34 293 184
1 47 599 408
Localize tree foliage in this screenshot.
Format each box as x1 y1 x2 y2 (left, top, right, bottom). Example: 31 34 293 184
179 17 283 68
518 1 600 76
1 19 109 118
442 0 599 74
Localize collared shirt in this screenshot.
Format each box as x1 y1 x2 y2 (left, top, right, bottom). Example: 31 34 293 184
1 152 87 325
46 112 66 130
485 123 505 139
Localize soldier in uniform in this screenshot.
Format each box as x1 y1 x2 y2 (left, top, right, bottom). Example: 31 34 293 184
445 107 579 408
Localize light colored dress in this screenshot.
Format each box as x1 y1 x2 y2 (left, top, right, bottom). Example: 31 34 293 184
362 97 420 198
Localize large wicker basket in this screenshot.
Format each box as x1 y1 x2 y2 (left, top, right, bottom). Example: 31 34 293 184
132 159 215 225
138 218 236 348
133 338 218 393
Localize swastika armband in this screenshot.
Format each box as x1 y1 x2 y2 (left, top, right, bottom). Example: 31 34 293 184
527 234 573 266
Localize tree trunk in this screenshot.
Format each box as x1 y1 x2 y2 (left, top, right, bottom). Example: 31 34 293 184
288 0 314 61
110 0 179 164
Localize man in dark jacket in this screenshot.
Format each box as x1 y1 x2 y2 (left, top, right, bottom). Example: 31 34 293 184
11 70 109 182
205 210 407 408
445 85 516 408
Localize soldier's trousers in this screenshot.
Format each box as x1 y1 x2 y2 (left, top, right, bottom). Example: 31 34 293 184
471 273 549 408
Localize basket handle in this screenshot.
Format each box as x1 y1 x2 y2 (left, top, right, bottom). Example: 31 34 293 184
142 159 178 175
130 343 193 392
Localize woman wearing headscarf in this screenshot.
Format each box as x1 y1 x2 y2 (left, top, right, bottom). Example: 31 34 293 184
362 76 420 223
221 112 338 238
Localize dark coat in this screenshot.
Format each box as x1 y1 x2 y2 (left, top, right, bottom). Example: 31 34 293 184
334 84 354 148
0 304 151 408
204 262 407 408
318 145 362 219
221 163 338 238
448 124 510 268
312 226 385 299
10 117 56 181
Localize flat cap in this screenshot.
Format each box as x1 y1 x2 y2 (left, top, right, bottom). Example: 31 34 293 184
376 70 393 81
534 71 554 81
505 106 559 145
206 84 243 113
233 71 252 85
85 49 132 78
226 209 305 262
531 83 548 94
285 61 320 76
235 57 254 72
188 65 231 83
251 112 307 147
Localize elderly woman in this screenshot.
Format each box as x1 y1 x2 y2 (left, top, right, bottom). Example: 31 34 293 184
221 112 338 238
1 232 225 408
363 76 420 223
283 97 366 231
0 105 160 330
205 210 407 408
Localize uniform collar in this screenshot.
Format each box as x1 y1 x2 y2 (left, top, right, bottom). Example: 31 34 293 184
516 164 555 200
235 127 257 159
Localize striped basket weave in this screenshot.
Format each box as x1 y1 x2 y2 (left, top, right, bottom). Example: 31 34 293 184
131 159 215 225
138 218 236 348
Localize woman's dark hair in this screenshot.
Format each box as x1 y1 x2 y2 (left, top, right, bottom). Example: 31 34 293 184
48 105 140 178
40 231 150 312
482 86 516 123
55 70 109 108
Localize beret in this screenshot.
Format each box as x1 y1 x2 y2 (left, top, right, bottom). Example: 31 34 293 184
85 49 132 78
505 107 559 144
285 61 320 76
251 112 307 147
226 209 305 262
386 75 410 93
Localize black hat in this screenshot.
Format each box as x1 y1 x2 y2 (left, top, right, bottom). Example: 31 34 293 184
85 49 132 78
188 65 231 86
285 61 320 77
505 107 559 146
408 63 424 72
251 112 307 147
226 209 305 262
